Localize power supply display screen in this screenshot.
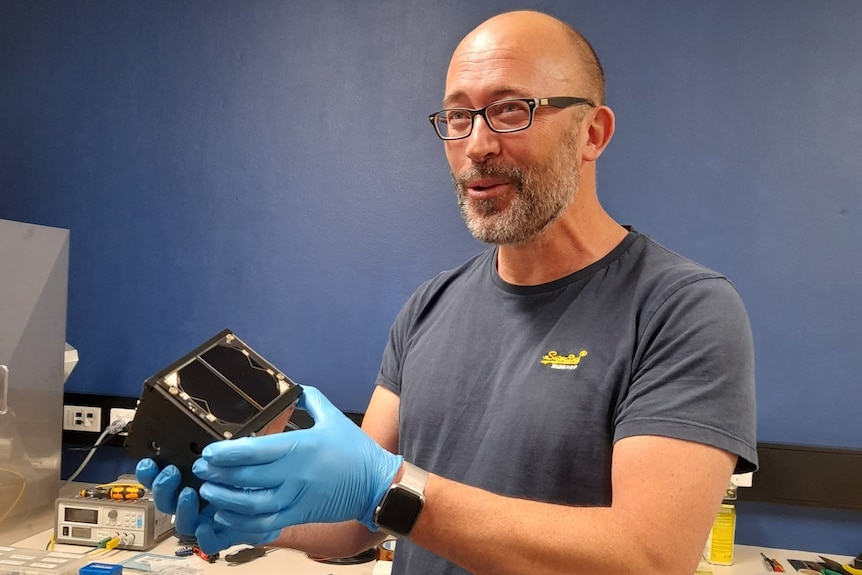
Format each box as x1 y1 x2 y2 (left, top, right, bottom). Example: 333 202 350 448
65 507 98 524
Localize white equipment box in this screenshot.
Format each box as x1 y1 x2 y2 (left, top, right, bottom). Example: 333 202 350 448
54 494 173 551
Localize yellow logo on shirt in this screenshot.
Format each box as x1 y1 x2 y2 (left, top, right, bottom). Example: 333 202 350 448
540 350 588 370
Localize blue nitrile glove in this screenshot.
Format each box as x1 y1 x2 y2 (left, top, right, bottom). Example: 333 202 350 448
136 458 281 554
192 385 403 536
135 459 183 516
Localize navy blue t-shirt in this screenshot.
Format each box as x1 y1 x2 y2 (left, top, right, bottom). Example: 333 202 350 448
377 229 757 575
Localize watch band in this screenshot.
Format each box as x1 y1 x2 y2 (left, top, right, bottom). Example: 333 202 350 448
398 461 430 494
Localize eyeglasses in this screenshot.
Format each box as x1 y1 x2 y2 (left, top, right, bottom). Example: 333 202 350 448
428 96 595 140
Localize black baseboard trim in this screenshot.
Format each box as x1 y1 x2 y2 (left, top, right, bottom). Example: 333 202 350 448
737 442 862 511
62 392 364 446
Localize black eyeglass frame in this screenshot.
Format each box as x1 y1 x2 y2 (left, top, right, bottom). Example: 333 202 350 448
428 96 596 140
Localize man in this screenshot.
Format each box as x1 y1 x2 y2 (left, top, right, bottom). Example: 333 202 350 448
138 10 757 575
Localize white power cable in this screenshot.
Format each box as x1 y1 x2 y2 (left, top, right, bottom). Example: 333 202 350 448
64 419 127 484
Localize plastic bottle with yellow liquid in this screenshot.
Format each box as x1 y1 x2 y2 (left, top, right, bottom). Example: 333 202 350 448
703 483 737 566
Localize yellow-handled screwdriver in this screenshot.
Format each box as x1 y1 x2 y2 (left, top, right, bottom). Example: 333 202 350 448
79 484 146 500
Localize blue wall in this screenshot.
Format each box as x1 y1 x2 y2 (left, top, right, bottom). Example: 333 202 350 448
2 0 861 555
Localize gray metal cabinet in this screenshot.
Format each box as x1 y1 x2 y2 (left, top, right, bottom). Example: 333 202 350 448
0 218 69 538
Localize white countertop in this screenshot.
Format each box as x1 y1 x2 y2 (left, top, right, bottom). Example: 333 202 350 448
4 485 855 575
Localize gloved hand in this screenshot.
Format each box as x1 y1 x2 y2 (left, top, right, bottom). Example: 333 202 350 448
192 385 403 537
135 459 280 553
135 398 299 518
136 459 281 553
135 459 182 516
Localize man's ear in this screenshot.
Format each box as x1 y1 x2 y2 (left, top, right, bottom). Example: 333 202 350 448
581 105 615 162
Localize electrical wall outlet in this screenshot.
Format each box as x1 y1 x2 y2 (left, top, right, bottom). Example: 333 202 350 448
731 472 753 488
109 407 136 433
62 392 140 446
63 405 102 432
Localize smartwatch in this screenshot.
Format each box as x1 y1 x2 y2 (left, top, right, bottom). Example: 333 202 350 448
373 462 429 537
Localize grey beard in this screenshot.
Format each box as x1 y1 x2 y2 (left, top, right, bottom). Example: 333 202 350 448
453 150 580 245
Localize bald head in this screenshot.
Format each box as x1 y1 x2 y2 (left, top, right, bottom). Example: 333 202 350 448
447 11 605 106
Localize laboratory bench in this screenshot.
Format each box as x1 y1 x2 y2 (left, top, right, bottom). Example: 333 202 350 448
2 484 856 575
6 527 856 575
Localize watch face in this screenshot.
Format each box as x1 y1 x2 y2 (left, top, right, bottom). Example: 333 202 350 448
376 486 424 535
